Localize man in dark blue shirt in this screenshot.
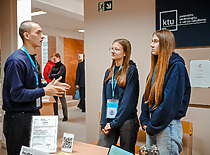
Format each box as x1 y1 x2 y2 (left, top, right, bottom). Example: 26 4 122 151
2 20 70 155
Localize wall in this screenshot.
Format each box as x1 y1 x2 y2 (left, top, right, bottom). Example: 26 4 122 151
0 0 18 147
176 48 210 155
48 36 57 59
85 0 210 154
177 48 210 105
64 38 84 96
85 0 154 143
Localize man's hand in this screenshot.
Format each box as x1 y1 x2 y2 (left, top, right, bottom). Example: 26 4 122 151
53 76 71 90
44 78 69 97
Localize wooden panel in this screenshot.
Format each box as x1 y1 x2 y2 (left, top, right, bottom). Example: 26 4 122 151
64 38 84 97
48 36 56 59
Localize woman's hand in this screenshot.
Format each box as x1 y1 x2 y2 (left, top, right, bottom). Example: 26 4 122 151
142 125 147 133
102 123 111 135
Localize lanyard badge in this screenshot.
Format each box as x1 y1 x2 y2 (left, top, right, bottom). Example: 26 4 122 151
106 64 122 119
106 99 119 119
21 46 39 86
21 46 41 108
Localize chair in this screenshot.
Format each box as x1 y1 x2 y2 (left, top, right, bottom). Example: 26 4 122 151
181 120 193 155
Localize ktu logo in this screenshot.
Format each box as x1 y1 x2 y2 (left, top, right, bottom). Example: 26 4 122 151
162 19 175 26
160 10 178 31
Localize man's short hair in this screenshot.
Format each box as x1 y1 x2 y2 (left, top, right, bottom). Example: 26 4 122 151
53 53 61 59
19 20 38 43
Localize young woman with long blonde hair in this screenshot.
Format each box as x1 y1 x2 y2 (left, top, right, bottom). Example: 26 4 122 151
140 29 191 155
97 38 140 153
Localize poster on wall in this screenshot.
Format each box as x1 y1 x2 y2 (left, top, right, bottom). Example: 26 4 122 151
190 60 210 88
156 0 210 48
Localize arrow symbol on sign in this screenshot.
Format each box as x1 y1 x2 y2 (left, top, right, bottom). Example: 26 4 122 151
106 3 112 9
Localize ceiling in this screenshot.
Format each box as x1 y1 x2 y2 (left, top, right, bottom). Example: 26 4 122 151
31 0 84 40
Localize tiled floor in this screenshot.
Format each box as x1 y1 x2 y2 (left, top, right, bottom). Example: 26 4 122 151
0 103 86 155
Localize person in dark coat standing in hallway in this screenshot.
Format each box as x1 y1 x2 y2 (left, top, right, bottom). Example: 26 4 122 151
75 54 85 112
49 53 69 121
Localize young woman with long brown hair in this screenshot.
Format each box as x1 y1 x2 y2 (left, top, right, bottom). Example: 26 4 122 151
140 29 191 154
97 38 140 153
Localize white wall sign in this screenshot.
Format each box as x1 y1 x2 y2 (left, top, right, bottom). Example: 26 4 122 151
190 60 210 88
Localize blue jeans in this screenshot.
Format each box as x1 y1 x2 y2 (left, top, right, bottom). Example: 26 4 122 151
97 117 139 154
146 120 183 155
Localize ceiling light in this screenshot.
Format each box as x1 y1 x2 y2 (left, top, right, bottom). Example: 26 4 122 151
31 11 47 17
78 29 84 33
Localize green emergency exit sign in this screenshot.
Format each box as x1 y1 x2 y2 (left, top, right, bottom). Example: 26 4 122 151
98 1 113 12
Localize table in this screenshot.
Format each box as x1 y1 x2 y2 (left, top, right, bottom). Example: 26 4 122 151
51 139 109 155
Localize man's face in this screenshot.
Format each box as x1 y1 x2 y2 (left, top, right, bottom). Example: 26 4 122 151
54 56 60 63
26 23 45 48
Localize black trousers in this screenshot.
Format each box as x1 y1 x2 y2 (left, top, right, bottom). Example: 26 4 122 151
3 111 40 155
78 87 85 111
53 93 68 117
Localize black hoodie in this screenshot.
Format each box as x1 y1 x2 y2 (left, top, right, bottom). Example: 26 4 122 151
100 60 140 129
140 52 191 136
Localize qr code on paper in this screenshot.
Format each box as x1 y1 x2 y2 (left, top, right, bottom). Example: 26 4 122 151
62 137 73 149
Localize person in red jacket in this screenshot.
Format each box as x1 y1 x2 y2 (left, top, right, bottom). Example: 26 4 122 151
43 55 55 83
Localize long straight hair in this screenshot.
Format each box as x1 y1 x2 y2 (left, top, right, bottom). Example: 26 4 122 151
144 29 175 109
105 38 131 87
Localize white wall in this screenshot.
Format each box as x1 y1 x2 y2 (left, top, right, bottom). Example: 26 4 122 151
182 107 210 155
56 37 64 62
17 0 31 48
85 0 155 143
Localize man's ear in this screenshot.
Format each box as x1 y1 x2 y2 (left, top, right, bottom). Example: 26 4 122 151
23 32 29 41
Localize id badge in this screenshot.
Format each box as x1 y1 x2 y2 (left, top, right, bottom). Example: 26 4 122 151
35 87 41 108
36 98 41 108
106 99 119 119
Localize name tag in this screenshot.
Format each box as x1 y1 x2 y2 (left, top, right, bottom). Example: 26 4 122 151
106 99 119 119
36 98 41 108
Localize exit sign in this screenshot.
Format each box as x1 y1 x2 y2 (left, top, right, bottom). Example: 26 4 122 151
98 1 113 12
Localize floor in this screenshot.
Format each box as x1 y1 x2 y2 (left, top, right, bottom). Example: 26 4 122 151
0 101 86 155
